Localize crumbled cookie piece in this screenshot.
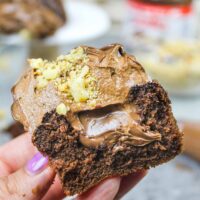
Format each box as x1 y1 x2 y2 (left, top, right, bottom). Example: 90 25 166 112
29 47 98 103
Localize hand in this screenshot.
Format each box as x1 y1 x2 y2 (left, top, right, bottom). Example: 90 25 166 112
0 133 64 200
0 133 147 200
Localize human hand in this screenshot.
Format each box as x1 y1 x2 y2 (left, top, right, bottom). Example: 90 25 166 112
0 133 147 200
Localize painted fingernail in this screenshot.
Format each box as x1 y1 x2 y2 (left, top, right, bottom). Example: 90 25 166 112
26 152 48 175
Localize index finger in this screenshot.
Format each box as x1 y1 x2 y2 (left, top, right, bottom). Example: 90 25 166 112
115 170 147 199
0 133 37 176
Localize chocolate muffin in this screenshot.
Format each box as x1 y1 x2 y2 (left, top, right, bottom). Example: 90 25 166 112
12 44 183 196
0 0 66 38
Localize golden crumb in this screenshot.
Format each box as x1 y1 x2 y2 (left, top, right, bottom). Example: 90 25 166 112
56 103 70 115
68 66 90 102
43 68 59 80
35 76 48 89
29 58 44 69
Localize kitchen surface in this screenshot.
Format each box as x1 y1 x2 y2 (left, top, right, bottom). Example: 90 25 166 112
0 0 200 200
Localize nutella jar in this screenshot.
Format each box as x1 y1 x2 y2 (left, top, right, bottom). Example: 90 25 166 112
123 0 200 96
124 0 195 45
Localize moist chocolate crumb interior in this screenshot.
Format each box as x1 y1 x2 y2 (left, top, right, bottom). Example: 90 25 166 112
32 81 182 196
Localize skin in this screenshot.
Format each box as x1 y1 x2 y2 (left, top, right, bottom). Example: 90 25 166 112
0 133 147 200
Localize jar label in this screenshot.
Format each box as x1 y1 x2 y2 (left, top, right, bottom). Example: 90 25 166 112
125 0 196 39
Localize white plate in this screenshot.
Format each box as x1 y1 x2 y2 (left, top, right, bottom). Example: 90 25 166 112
0 0 111 46
44 0 111 45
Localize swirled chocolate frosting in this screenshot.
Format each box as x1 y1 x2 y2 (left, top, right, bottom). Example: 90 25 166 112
12 44 161 147
0 0 66 38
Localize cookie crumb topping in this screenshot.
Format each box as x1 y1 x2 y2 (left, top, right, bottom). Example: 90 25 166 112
29 47 98 103
56 103 69 115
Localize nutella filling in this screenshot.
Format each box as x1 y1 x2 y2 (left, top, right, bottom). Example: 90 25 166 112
79 104 161 148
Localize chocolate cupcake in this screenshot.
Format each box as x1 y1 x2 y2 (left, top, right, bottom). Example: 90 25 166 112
12 44 183 196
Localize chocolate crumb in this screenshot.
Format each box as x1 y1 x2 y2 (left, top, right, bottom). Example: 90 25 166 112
32 185 41 195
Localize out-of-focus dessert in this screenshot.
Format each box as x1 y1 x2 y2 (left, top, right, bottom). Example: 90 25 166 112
135 40 200 92
5 122 24 138
0 0 66 38
12 44 182 196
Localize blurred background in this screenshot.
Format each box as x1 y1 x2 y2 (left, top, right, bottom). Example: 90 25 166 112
0 0 200 199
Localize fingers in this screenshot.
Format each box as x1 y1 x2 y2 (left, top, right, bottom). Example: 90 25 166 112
77 177 121 200
0 133 36 176
77 171 147 200
0 152 55 200
43 175 65 200
0 134 147 200
115 170 148 200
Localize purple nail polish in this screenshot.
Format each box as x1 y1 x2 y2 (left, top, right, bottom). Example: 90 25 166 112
26 152 48 175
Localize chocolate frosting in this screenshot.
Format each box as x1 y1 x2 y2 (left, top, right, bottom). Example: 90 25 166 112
12 44 161 147
0 0 66 38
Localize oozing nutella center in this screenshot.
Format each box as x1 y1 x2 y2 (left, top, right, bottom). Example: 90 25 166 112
79 104 161 148
79 105 134 137
82 111 129 137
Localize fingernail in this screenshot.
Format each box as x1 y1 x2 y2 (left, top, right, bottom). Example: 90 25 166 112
26 152 48 175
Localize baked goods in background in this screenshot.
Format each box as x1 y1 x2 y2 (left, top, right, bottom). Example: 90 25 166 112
5 122 24 138
134 40 200 94
0 0 66 38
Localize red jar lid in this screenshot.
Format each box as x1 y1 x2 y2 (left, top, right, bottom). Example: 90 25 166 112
128 0 192 14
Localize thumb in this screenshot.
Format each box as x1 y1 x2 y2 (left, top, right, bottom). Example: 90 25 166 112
0 152 55 200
